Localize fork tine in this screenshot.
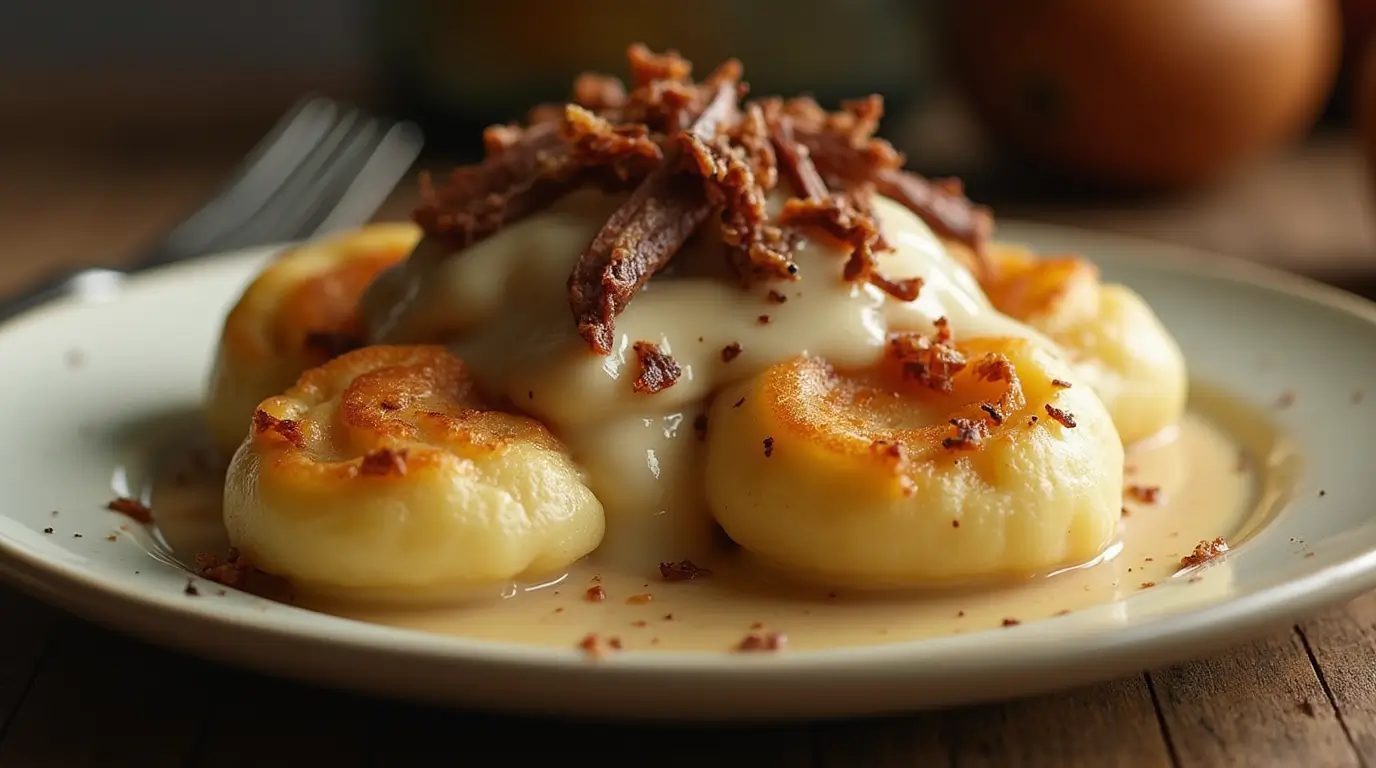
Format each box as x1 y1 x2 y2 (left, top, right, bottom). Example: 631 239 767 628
307 121 423 237
4 94 423 318
154 96 339 260
216 106 422 251
203 106 366 253
274 115 385 242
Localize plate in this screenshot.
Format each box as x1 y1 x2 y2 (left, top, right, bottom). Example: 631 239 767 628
1 222 1374 721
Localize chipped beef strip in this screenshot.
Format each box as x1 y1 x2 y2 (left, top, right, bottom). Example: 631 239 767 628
411 44 998 356
569 79 742 354
765 107 829 201
683 102 796 284
767 107 920 301
413 123 582 250
780 97 994 276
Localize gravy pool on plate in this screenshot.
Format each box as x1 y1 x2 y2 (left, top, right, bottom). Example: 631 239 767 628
153 390 1291 653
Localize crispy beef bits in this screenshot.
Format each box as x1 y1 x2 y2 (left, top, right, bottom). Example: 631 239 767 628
411 43 994 355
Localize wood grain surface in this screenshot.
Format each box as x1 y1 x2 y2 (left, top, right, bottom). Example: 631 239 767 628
0 135 1373 766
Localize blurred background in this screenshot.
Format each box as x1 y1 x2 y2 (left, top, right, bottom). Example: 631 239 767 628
4 0 1376 293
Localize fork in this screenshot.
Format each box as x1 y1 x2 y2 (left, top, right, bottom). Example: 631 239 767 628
0 95 424 320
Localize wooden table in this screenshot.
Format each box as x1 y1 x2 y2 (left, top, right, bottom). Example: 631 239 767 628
3 135 1376 767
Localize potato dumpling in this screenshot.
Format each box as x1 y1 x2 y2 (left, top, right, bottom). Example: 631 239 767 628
705 336 1124 587
952 241 1187 445
223 345 605 600
205 223 419 457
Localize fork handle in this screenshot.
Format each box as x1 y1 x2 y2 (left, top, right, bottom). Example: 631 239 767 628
0 199 226 322
0 267 127 324
0 216 209 320
0 234 219 323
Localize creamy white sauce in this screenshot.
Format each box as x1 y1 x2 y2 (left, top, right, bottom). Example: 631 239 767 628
365 190 1057 568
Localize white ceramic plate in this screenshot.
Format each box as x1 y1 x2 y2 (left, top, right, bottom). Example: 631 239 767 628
1 222 1374 721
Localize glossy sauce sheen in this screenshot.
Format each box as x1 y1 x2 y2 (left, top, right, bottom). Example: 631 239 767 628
153 394 1288 652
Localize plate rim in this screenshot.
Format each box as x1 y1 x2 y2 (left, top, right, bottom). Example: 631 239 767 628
2 221 1375 712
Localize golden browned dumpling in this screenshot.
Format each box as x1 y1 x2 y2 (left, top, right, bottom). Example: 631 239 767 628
223 345 605 600
705 336 1124 586
954 242 1188 445
205 224 419 457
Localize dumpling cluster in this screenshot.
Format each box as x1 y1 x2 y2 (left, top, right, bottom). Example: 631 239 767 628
209 231 1189 596
209 222 1189 600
